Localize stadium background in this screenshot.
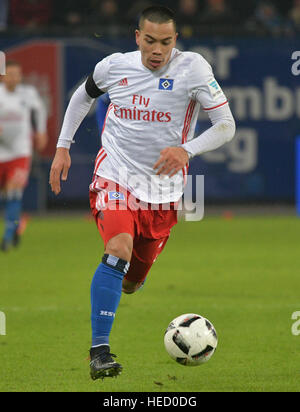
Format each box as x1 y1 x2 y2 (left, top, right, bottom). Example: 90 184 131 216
0 0 299 212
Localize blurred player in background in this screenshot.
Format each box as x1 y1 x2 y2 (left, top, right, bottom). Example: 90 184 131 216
0 60 48 251
50 5 235 380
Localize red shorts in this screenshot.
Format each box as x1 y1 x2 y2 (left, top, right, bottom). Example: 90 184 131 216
0 157 31 189
89 176 178 283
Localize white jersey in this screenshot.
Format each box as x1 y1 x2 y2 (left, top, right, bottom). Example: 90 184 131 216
0 83 46 162
92 48 228 204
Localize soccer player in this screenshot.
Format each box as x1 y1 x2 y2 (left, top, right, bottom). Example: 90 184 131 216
49 5 235 380
0 60 48 251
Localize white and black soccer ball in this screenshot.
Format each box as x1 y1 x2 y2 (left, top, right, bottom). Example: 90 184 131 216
164 313 218 366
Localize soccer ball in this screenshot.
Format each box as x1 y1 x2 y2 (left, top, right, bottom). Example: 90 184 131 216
164 313 218 366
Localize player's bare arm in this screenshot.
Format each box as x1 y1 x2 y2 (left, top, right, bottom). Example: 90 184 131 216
49 147 71 195
50 80 99 195
34 131 48 152
153 147 189 177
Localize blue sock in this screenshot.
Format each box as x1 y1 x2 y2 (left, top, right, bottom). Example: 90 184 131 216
91 254 130 347
3 190 23 242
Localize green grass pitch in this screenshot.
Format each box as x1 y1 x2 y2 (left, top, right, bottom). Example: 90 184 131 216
0 214 300 392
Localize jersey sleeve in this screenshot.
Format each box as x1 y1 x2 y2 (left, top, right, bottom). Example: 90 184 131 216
188 54 228 112
92 53 123 93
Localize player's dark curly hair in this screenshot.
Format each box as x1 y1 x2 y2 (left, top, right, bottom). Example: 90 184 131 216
139 5 176 31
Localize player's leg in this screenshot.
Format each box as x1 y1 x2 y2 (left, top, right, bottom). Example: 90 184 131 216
0 164 5 217
122 278 145 294
89 186 134 379
90 232 133 380
1 187 23 250
90 232 133 348
122 235 170 294
1 158 30 251
122 206 178 294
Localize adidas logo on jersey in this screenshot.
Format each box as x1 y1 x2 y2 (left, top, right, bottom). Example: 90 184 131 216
119 78 128 86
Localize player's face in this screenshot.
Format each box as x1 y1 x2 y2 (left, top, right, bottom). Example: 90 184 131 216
136 20 177 71
2 65 22 90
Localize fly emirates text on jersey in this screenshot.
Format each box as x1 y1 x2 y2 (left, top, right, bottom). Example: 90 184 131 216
113 94 171 123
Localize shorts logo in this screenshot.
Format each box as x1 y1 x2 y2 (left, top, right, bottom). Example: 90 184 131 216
108 191 125 201
159 78 174 91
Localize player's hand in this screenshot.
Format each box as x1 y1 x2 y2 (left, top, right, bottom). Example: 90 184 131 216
49 147 71 195
35 132 48 152
153 147 189 178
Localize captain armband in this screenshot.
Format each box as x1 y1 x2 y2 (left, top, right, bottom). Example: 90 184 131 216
85 74 105 99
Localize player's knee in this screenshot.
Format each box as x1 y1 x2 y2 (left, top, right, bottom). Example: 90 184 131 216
105 233 133 262
6 175 27 192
